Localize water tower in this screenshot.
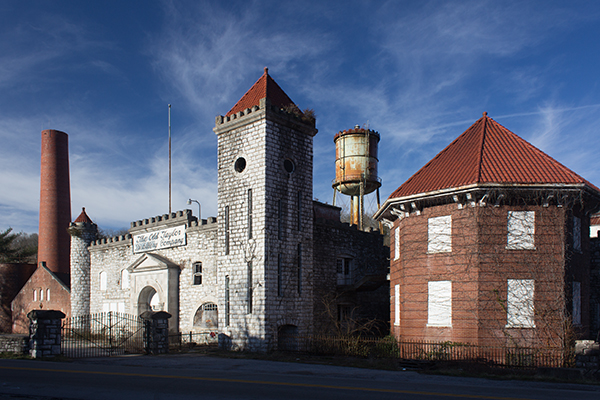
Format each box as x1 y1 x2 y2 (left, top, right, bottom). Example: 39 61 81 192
332 126 381 231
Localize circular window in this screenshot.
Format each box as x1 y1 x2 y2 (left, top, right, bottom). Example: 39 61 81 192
283 159 295 174
234 157 246 173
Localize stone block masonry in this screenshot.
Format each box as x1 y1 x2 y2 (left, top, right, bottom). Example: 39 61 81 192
27 310 65 358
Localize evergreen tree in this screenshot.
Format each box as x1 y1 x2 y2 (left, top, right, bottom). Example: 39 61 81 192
0 228 37 263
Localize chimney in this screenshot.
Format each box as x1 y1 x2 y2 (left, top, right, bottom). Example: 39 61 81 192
38 130 71 274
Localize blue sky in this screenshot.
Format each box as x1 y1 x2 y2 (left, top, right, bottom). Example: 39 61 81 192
2 0 600 234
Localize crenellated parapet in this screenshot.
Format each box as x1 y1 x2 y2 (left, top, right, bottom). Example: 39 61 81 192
214 98 317 136
130 209 196 232
90 210 218 249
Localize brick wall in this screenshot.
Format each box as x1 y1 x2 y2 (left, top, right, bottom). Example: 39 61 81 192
0 263 36 333
38 130 71 275
11 266 70 334
391 201 583 347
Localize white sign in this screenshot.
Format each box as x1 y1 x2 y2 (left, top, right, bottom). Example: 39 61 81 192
133 225 186 253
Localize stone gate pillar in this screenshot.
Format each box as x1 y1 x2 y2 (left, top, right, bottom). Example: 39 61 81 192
28 310 65 358
141 311 171 355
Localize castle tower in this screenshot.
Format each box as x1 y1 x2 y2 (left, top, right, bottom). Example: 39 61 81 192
68 208 98 318
214 68 318 350
38 129 71 274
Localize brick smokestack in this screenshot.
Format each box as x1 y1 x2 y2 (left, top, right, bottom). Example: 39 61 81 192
38 129 71 275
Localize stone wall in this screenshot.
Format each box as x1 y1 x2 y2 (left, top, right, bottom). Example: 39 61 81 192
27 310 65 358
89 212 218 334
214 98 317 350
313 202 389 335
68 221 98 318
0 334 28 354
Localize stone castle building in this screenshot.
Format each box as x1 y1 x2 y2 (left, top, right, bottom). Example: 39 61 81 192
375 113 600 347
73 69 388 350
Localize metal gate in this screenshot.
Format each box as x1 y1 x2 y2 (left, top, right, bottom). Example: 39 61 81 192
62 312 145 358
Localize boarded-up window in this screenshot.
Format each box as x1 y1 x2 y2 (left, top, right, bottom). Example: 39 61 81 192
573 281 581 325
506 279 535 328
427 281 452 327
507 211 535 250
428 215 452 253
573 216 582 253
121 269 130 289
100 271 107 291
394 284 400 326
394 227 400 260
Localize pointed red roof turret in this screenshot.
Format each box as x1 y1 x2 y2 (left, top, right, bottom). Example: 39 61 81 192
387 112 599 200
225 67 298 117
73 207 93 224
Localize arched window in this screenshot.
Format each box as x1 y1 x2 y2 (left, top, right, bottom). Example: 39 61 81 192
46 288 50 301
121 269 130 289
193 303 218 329
100 271 107 291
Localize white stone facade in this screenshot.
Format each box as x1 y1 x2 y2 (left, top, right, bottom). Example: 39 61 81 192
214 98 317 349
77 81 388 350
88 213 218 334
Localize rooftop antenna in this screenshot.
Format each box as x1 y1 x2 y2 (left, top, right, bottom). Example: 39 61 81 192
168 104 172 214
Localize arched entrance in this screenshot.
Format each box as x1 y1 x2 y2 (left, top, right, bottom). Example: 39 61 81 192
277 324 299 351
137 286 163 315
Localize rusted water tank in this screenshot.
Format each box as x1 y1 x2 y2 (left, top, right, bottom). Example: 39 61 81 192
332 126 381 196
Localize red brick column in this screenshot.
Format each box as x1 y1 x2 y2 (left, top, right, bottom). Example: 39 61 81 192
38 130 71 274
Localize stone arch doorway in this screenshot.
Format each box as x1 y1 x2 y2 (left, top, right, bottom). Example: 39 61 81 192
137 286 163 315
277 324 298 351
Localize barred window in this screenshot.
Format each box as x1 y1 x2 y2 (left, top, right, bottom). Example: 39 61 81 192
193 302 218 328
193 262 202 285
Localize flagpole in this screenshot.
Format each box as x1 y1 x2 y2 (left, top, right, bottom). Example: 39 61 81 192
168 104 172 214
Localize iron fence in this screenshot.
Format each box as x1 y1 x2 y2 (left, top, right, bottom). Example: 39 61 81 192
62 312 145 358
168 331 218 351
282 335 571 369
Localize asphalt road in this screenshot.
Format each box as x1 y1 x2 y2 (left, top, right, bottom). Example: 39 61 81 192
0 355 599 400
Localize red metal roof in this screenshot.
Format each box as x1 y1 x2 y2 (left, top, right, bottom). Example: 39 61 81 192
225 68 298 117
73 207 93 224
389 113 599 200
